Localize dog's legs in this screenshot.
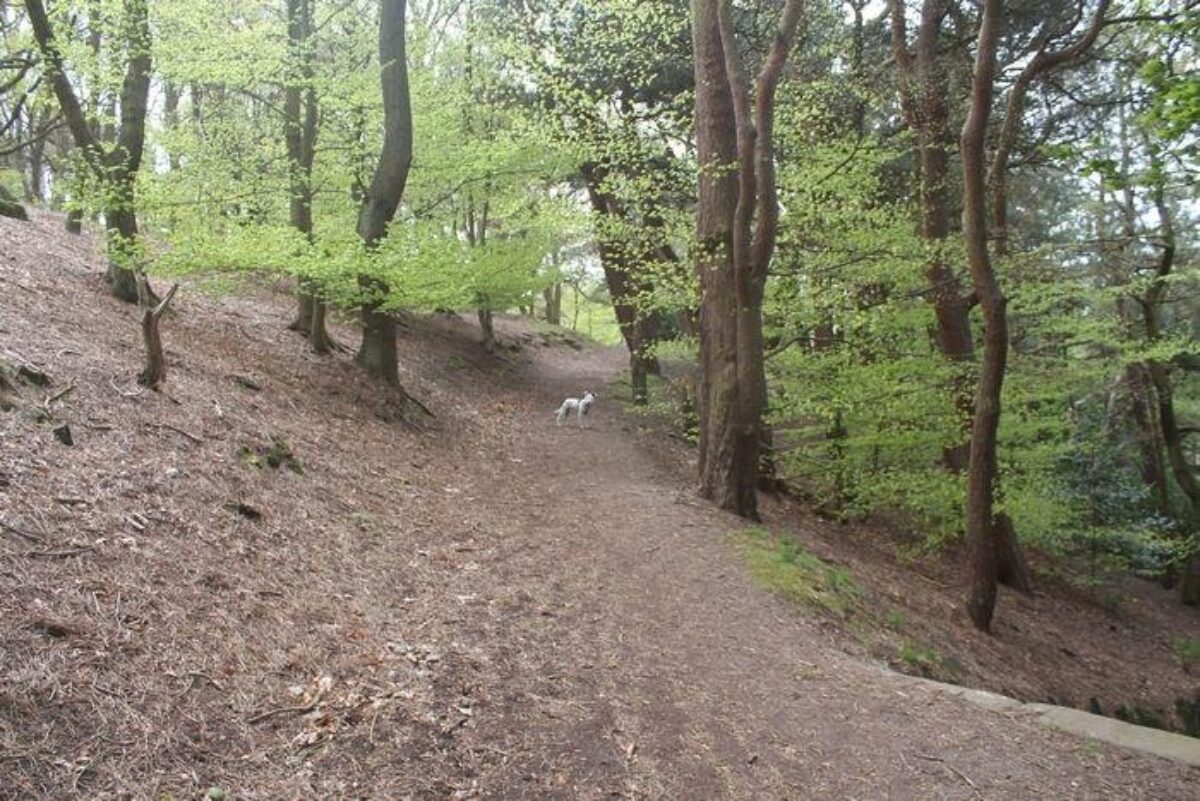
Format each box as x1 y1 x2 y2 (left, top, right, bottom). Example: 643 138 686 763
556 404 566 426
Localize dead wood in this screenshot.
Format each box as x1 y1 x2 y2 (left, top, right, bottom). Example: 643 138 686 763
138 282 180 389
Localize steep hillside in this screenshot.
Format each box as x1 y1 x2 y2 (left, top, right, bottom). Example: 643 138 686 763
1 212 1197 799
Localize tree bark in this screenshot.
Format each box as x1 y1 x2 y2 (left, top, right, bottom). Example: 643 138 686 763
993 512 1031 594
284 0 330 352
961 0 1005 633
690 0 801 517
543 282 562 325
890 0 974 470
355 0 413 386
477 303 496 352
138 282 179 389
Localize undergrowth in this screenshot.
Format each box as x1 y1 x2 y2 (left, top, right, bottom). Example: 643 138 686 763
734 526 859 619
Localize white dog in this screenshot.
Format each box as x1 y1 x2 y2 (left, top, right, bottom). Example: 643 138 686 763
555 391 596 427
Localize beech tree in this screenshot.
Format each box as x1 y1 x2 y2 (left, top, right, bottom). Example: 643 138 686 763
355 0 413 385
25 0 152 303
284 0 331 352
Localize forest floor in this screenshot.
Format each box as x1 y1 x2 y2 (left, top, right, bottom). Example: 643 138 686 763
1 211 1198 799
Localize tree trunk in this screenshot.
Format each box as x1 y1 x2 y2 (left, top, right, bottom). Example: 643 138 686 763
890 0 975 471
25 0 152 304
579 161 663 401
138 282 179 389
284 0 330 351
104 179 142 303
961 0 1005 633
690 0 800 516
692 0 743 512
993 512 1031 593
1122 362 1171 516
477 302 496 352
1135 142 1200 605
543 282 562 325
309 299 331 354
290 291 315 335
355 0 413 386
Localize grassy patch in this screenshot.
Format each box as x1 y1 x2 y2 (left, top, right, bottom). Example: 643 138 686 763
1173 635 1200 672
734 527 859 619
884 609 907 631
894 638 964 683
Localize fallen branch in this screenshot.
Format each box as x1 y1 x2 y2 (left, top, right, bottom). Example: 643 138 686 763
1 520 42 544
23 546 94 559
911 753 982 798
148 422 204 444
405 391 435 419
246 701 318 725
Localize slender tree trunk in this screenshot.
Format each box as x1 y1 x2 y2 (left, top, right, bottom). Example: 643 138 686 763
355 0 413 386
1139 162 1200 606
138 282 179 388
987 0 1110 257
284 0 330 352
961 0 1005 632
543 282 562 325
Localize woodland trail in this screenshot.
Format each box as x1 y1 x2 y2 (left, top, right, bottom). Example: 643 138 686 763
401 340 1199 799
0 214 1196 799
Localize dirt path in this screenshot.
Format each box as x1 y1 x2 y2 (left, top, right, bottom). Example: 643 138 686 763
388 341 1198 799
